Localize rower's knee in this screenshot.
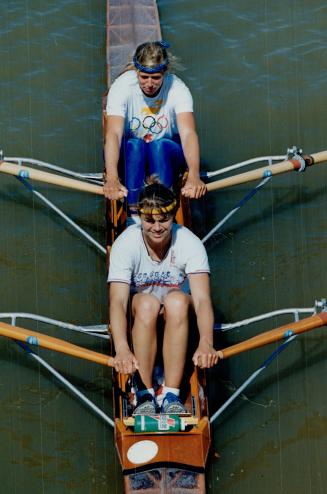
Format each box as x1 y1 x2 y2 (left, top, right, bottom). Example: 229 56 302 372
133 293 160 325
163 291 189 321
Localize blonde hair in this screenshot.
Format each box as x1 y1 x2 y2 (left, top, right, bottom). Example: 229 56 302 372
121 41 182 75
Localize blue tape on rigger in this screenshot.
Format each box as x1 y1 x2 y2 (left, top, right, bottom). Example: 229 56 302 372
26 335 39 346
18 169 30 179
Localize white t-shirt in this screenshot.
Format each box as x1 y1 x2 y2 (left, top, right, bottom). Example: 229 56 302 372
106 71 193 143
108 224 210 303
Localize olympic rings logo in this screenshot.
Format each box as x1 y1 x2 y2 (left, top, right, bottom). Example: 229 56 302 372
129 115 168 135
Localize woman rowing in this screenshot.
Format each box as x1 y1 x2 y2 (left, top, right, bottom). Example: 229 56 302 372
108 182 217 415
103 40 207 222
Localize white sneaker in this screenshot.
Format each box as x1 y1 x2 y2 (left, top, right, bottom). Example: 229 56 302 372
133 394 156 416
161 393 188 414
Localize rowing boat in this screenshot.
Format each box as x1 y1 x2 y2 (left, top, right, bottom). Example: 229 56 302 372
103 2 211 492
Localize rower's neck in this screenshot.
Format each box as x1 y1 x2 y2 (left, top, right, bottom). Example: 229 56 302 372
143 236 171 262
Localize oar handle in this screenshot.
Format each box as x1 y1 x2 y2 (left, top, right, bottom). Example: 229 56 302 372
217 312 327 360
0 321 114 367
0 161 104 195
206 150 327 192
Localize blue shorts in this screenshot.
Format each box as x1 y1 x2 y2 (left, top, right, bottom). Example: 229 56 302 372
119 136 187 205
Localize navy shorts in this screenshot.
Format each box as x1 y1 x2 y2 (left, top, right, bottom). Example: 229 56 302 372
119 136 187 205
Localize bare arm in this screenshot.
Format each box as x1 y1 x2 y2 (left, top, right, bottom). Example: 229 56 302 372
176 112 207 199
109 281 139 374
188 273 218 368
103 115 128 200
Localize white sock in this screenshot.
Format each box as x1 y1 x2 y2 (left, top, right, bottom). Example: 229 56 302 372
163 386 179 399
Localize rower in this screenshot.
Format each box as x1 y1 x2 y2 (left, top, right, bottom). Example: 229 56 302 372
107 182 218 415
103 40 207 223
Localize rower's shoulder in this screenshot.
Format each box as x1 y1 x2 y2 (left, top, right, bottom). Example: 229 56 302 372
110 70 138 89
111 225 141 248
173 224 201 242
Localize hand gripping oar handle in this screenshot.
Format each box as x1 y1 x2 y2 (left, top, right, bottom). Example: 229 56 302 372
0 321 114 367
216 312 327 360
0 161 104 195
206 150 327 192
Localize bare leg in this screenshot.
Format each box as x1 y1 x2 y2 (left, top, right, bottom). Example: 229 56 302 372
132 293 161 389
162 290 190 388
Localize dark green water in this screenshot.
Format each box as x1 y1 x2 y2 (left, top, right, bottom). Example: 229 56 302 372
1 1 327 492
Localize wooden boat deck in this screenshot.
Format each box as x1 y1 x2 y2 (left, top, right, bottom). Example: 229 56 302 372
106 0 161 86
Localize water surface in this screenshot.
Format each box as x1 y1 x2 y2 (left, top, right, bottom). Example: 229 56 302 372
1 1 327 492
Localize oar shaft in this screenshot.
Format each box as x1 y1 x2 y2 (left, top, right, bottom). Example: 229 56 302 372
3 150 327 196
0 322 113 367
0 161 104 195
207 150 327 192
218 312 327 360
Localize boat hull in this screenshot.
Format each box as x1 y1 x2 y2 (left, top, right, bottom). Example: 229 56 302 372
116 418 210 472
113 364 210 494
124 468 206 494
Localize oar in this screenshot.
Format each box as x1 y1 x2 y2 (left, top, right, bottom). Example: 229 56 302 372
0 321 114 367
2 150 326 197
0 161 104 195
206 150 327 192
216 312 327 360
